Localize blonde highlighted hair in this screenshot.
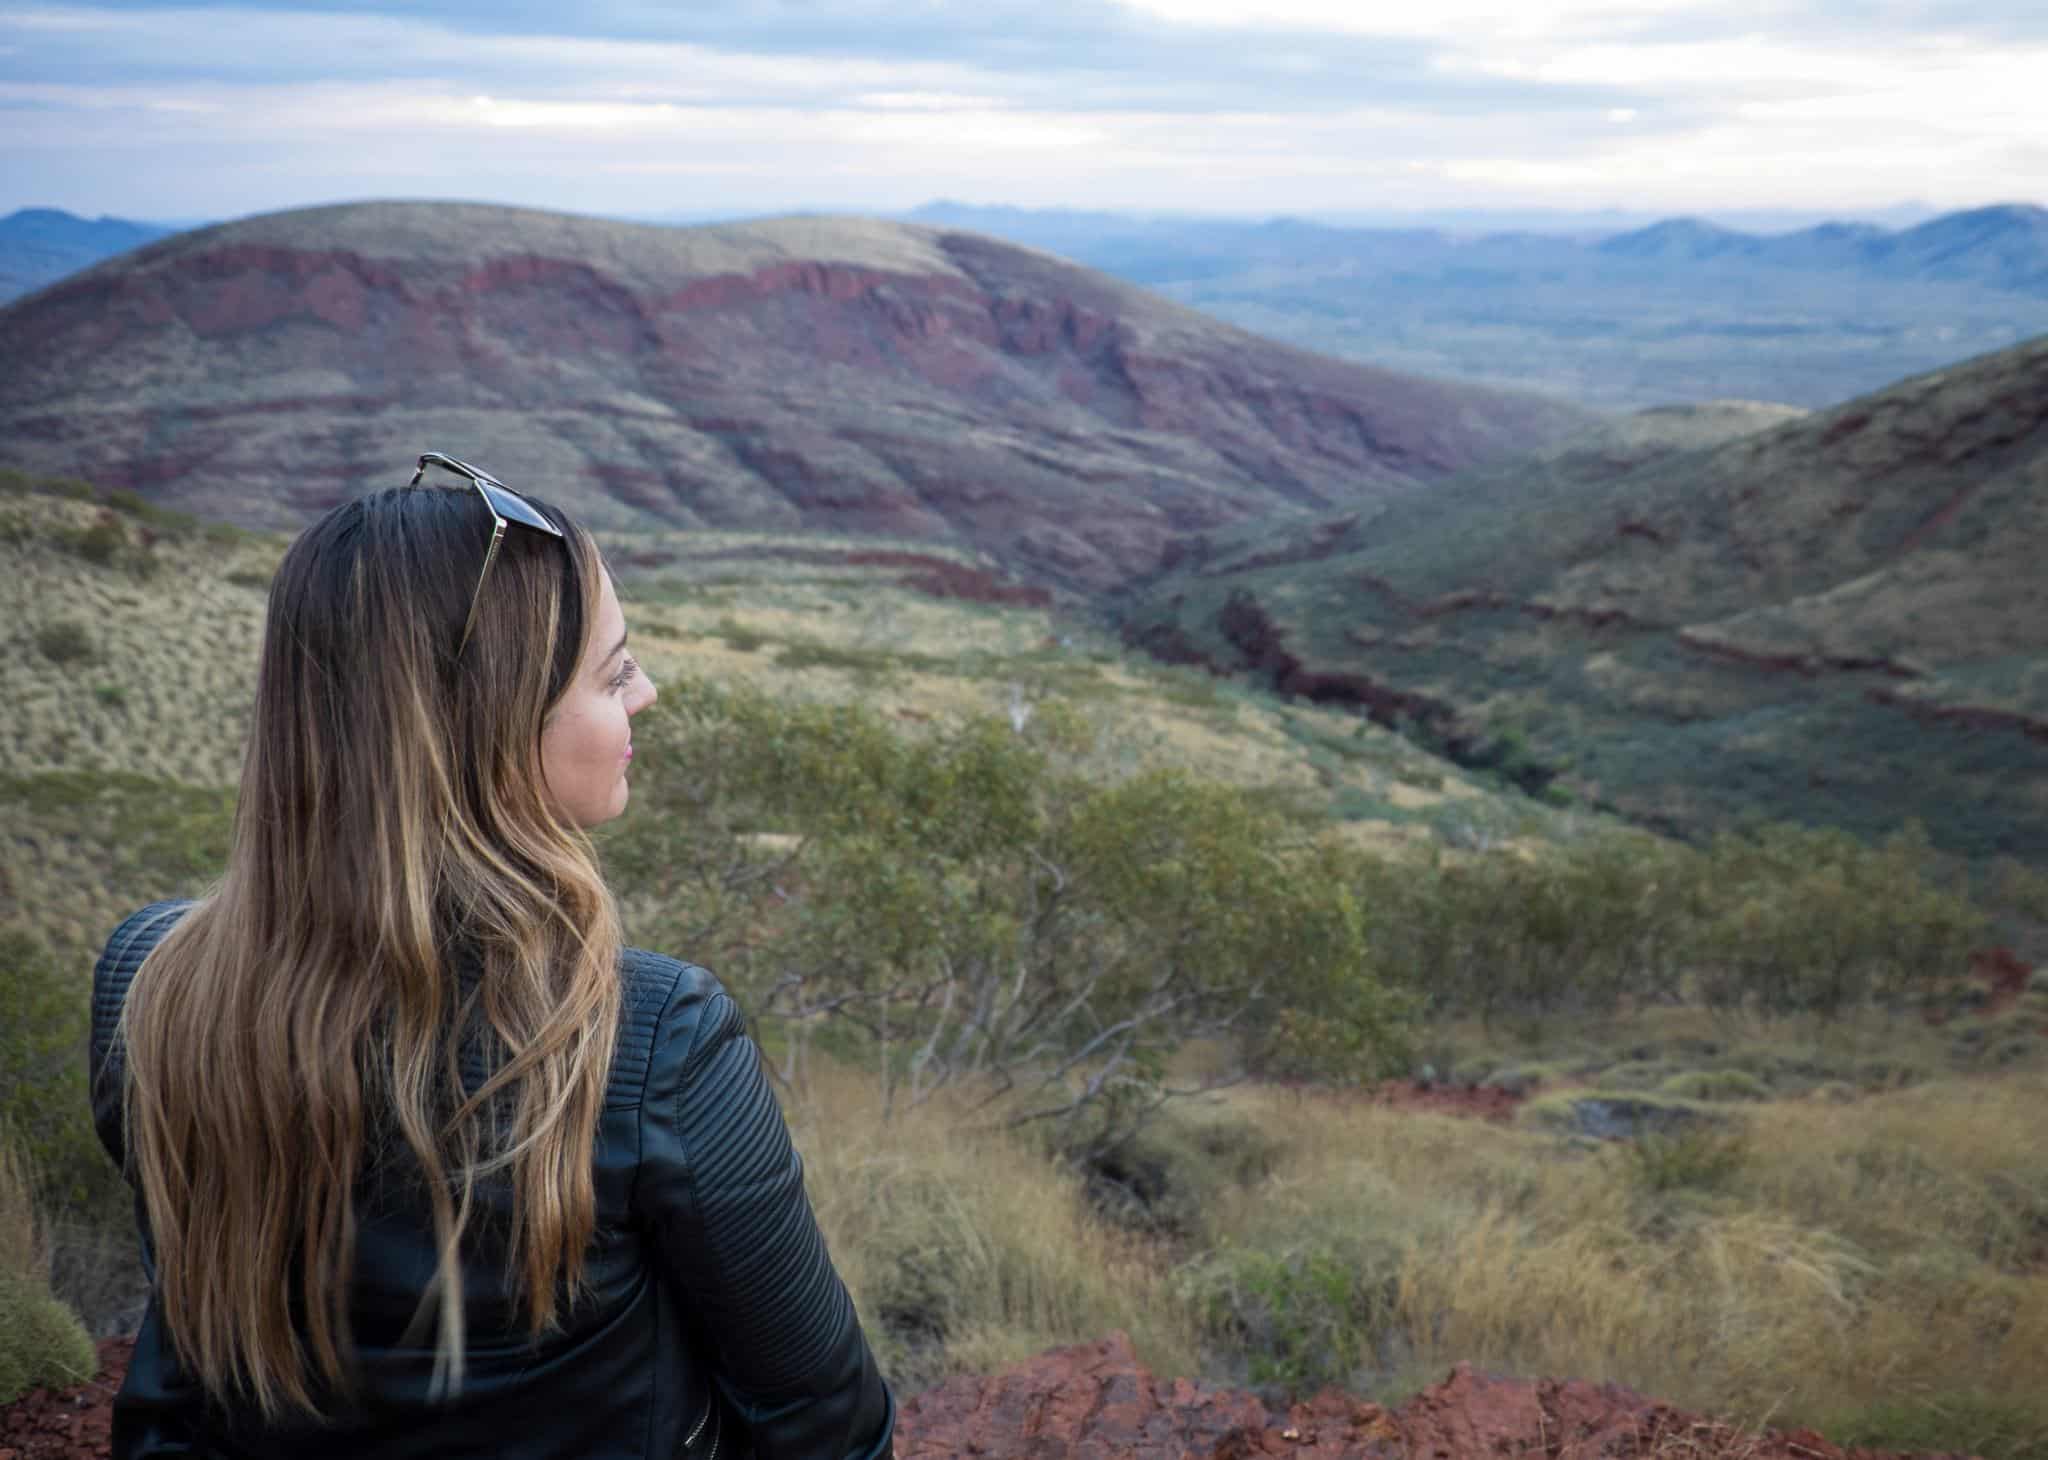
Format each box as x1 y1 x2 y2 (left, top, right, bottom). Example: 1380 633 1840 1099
119 484 622 1418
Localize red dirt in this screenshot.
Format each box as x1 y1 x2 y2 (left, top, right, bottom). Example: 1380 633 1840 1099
0 1339 124 1460
1969 947 2034 1018
1921 946 2038 1025
1366 1078 1528 1122
897 1332 1972 1460
3 1331 1974 1460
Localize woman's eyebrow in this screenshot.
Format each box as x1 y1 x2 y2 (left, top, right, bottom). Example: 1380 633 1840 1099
602 631 629 667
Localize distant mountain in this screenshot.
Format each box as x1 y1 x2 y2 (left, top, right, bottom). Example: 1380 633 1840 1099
1596 218 1761 262
1119 337 2048 865
0 208 169 302
1870 204 2048 292
0 201 1589 591
901 202 2048 410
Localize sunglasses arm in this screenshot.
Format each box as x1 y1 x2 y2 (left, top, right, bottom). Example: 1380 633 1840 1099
458 517 507 653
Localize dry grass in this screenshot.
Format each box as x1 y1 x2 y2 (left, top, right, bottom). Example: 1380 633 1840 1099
0 494 273 785
786 1059 1200 1391
785 1062 2047 1452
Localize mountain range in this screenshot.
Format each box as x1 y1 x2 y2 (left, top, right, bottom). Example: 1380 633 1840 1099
908 202 2048 410
0 201 1586 591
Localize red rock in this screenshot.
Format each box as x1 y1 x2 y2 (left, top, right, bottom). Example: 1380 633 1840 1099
1 1331 1983 1460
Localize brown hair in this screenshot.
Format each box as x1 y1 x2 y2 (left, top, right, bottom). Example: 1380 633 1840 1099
119 484 623 1418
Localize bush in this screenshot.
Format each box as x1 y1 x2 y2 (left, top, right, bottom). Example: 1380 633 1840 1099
0 1135 99 1405
35 619 96 665
714 616 768 653
1660 1069 1772 1103
1823 1394 2048 1460
1350 829 1699 1022
1694 823 1984 1017
69 517 125 566
604 682 1413 1146
1619 1125 1751 1195
1193 1244 1371 1393
0 929 125 1216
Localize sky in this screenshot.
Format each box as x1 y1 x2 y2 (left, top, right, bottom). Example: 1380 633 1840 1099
2 1 2045 226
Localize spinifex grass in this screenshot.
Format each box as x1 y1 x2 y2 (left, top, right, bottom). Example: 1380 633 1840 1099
780 1062 2048 1458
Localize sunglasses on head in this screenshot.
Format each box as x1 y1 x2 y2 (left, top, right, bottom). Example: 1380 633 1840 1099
405 452 565 654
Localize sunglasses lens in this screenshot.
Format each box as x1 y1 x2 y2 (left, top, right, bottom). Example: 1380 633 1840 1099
474 480 564 538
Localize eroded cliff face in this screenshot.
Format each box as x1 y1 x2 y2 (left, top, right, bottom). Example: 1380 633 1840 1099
0 202 1590 592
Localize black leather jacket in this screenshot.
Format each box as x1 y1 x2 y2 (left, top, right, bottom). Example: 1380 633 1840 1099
89 901 895 1460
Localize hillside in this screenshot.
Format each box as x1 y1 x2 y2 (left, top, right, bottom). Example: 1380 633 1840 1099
0 471 1580 954
0 201 1588 592
1118 339 2048 864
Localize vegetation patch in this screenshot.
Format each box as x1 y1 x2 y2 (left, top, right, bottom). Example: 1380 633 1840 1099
33 620 94 665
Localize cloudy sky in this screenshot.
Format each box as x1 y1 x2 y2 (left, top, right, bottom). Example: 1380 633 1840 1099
3 0 2044 224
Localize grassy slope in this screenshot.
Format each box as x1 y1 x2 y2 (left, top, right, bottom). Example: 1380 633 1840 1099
0 476 1563 959
1119 340 2048 865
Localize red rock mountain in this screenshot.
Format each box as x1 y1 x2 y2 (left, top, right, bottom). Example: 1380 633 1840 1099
0 202 1589 589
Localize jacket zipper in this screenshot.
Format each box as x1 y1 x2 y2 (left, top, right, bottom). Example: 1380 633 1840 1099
683 1397 721 1458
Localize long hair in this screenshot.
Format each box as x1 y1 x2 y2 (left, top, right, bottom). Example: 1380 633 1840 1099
119 483 624 1419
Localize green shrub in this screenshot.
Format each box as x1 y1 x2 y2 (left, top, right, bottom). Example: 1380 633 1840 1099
1659 1069 1772 1102
0 1271 97 1403
1821 1394 2048 1460
1190 1244 1375 1394
70 517 125 566
772 638 907 674
92 683 127 709
714 616 768 653
1694 823 1983 1018
34 620 95 665
1619 1125 1751 1195
1350 829 1699 1022
605 681 1412 1145
1601 1060 1679 1090
0 930 125 1215
0 1136 99 1404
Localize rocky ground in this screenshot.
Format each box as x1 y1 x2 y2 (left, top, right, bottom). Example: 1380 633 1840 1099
1 1332 1971 1460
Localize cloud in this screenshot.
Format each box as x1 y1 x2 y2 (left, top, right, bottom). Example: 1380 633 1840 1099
0 1 2041 218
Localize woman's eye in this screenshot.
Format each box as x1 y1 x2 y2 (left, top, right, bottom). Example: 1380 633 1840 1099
611 656 638 691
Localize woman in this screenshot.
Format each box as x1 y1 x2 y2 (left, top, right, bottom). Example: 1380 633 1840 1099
88 456 894 1459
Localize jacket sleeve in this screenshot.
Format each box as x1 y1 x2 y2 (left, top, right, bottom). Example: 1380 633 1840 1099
633 973 894 1460
89 901 213 1459
89 901 194 1178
